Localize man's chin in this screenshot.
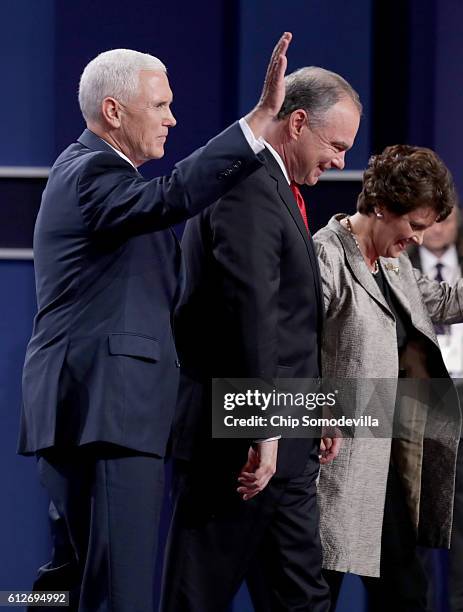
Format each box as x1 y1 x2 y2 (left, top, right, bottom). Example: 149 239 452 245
306 169 325 186
149 147 165 160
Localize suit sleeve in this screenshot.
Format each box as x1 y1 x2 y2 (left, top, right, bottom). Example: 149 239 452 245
209 172 282 379
313 240 338 315
414 266 463 324
76 122 262 235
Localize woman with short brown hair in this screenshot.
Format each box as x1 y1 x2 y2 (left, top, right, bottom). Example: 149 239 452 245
314 144 461 611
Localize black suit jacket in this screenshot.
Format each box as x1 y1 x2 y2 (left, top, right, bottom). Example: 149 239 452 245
172 148 323 479
19 124 262 456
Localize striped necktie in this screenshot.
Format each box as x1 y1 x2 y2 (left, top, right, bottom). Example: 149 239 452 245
434 262 446 334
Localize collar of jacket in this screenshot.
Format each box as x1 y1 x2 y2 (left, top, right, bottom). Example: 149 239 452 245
327 214 445 349
77 129 139 174
259 148 311 246
327 214 445 346
327 213 412 319
77 128 118 154
260 147 324 315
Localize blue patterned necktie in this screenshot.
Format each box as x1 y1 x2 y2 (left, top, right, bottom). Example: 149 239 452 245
434 262 446 335
435 262 444 283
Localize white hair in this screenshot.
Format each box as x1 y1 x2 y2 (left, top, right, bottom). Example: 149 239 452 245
78 49 166 123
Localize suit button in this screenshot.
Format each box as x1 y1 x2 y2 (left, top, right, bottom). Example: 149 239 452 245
175 359 181 368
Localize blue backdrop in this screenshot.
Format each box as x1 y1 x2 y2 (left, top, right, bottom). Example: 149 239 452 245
1 1 461 610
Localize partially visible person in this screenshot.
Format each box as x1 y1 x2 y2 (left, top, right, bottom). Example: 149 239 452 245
19 33 294 612
313 144 461 612
161 66 361 612
409 206 463 373
408 205 463 612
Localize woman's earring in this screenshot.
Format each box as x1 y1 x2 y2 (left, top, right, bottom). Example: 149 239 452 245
376 211 383 218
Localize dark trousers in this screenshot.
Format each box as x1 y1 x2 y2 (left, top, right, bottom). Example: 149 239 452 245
31 444 164 612
324 465 428 612
160 448 330 612
449 438 463 612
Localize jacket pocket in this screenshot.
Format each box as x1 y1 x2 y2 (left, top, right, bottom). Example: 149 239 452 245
108 333 160 362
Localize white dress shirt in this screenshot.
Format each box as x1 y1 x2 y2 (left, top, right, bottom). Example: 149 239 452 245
263 140 290 184
105 142 136 168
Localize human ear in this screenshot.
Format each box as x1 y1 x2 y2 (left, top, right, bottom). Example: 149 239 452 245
101 97 121 128
289 109 308 139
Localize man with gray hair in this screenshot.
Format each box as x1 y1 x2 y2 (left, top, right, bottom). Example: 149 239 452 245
19 34 293 611
161 66 361 610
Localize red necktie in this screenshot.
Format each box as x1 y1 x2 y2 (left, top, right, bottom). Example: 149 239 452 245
290 182 309 233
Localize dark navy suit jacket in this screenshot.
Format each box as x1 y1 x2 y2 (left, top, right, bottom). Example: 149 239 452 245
19 124 262 456
172 148 324 479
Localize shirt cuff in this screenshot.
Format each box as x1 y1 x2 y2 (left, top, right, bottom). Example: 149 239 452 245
253 436 281 443
239 117 265 154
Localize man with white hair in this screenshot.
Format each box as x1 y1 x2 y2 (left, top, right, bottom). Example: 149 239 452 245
19 34 292 611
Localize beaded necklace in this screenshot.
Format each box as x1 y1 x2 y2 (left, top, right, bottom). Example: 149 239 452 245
345 216 379 275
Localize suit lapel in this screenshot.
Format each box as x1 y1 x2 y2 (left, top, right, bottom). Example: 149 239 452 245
379 258 410 315
329 216 393 318
262 150 312 250
261 149 324 315
380 257 441 345
330 216 442 345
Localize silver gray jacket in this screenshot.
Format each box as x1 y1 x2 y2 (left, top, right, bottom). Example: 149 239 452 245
314 214 462 577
